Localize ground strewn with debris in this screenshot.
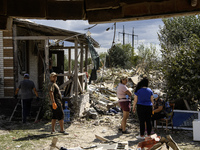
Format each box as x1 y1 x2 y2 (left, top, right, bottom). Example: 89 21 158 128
0 113 200 150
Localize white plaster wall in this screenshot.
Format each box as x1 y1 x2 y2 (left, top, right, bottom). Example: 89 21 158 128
29 41 38 89
0 31 4 97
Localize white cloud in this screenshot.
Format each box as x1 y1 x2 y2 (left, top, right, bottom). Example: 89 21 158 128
30 19 164 54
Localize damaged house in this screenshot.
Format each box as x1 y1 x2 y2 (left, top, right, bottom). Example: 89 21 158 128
0 19 99 103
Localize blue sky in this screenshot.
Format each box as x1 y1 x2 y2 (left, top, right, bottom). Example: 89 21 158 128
30 19 164 54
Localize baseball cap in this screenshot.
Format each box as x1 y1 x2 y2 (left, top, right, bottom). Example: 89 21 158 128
24 73 29 78
50 72 57 77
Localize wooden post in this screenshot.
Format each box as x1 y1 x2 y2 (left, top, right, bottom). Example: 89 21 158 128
80 44 84 90
85 45 88 89
13 24 18 91
44 39 49 81
68 48 71 75
74 38 78 105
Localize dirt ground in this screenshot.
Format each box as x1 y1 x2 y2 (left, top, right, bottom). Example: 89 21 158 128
0 112 200 150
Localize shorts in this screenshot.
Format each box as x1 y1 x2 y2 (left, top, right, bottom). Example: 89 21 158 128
50 102 64 120
119 101 131 112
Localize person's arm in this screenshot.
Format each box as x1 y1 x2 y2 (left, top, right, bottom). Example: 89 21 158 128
49 91 55 104
125 89 132 97
15 88 19 95
154 106 163 113
33 88 39 97
151 95 154 110
132 95 138 113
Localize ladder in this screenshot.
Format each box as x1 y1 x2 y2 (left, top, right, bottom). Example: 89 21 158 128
9 98 23 122
9 98 42 122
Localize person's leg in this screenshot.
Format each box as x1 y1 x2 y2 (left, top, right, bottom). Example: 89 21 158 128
26 99 32 120
59 119 64 132
146 106 152 136
137 105 145 136
51 119 56 132
121 111 129 131
22 99 28 123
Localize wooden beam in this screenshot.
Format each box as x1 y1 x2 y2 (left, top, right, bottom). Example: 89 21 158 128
68 48 71 75
14 36 70 40
44 39 49 80
13 24 18 90
74 38 78 104
87 7 123 24
0 0 7 15
80 44 84 89
85 45 88 90
7 0 46 18
47 1 84 19
49 46 86 49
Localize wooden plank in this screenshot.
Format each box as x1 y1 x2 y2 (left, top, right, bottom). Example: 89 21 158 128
4 69 13 77
7 0 46 18
4 79 14 87
68 48 71 74
13 24 18 90
14 36 69 40
44 39 49 80
80 44 84 89
59 79 72 90
47 1 84 19
78 78 83 94
4 49 13 57
85 45 88 90
74 39 78 101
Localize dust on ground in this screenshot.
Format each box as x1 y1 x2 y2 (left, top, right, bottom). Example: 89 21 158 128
0 112 200 150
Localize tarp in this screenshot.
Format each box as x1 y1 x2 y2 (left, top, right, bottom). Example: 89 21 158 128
86 36 99 70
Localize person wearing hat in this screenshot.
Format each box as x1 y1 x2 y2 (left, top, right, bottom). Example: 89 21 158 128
48 72 68 135
151 90 165 130
14 73 39 123
117 75 132 134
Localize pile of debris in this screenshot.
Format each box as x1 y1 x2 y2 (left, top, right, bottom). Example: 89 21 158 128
81 67 165 120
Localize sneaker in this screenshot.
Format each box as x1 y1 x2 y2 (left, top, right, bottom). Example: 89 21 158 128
118 128 122 131
122 130 131 134
51 131 57 134
136 135 145 139
59 131 69 135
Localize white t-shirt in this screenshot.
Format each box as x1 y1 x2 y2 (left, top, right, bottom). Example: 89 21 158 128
117 83 130 102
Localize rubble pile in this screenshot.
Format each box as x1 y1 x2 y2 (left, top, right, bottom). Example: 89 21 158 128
84 67 165 120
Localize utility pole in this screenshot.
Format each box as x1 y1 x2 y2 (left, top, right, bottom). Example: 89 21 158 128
123 25 125 45
119 26 138 48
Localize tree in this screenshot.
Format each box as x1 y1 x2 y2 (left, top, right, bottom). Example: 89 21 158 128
158 15 200 108
106 44 130 68
136 43 160 75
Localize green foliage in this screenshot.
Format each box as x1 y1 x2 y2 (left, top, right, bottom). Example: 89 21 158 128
64 55 76 71
106 43 139 69
159 15 200 106
136 43 161 75
99 52 107 67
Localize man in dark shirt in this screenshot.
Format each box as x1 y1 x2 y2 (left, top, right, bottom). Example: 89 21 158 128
15 73 39 123
48 72 68 135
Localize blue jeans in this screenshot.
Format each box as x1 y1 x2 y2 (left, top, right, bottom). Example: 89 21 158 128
22 99 32 123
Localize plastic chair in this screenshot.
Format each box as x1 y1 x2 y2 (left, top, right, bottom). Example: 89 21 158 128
156 103 175 133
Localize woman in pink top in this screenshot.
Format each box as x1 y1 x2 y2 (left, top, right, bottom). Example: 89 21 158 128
117 76 132 134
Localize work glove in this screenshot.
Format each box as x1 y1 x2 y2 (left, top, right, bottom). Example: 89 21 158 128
14 95 18 99
36 97 40 101
52 102 57 110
